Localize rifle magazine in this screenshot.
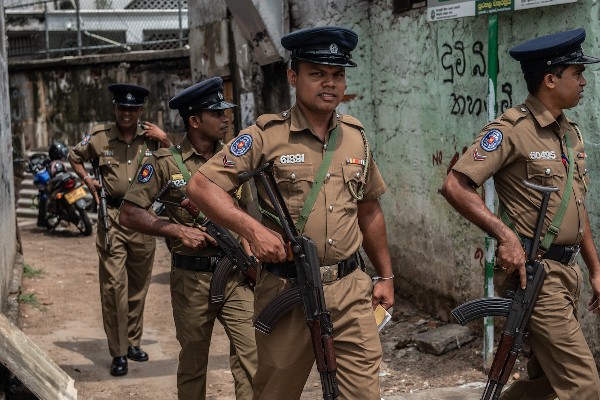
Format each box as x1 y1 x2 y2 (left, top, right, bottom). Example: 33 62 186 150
209 257 234 303
452 297 512 325
253 286 303 334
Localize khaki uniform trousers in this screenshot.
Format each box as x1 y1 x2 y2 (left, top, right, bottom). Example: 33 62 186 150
495 259 600 400
252 267 382 400
96 206 156 357
170 262 257 400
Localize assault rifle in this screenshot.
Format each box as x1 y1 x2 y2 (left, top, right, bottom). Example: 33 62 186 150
451 180 559 400
239 162 339 400
91 158 111 250
154 180 257 303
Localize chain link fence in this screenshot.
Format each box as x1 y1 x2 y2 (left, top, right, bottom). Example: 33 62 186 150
5 0 188 60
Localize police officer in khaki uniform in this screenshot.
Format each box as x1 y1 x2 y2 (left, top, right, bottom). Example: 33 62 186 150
69 84 171 376
118 78 257 400
185 27 395 400
442 29 600 399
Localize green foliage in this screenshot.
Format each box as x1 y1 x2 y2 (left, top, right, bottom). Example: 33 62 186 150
19 292 40 307
23 264 44 278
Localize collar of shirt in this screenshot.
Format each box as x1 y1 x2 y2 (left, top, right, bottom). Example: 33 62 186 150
179 135 224 162
525 93 570 136
107 122 146 141
289 103 340 140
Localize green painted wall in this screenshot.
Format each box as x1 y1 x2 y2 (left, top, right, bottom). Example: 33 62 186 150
326 0 600 353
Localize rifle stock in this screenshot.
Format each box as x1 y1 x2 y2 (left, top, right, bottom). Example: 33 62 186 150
92 159 111 250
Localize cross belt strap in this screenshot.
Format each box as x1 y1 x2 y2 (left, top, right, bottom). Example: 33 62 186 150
500 131 574 253
168 145 205 222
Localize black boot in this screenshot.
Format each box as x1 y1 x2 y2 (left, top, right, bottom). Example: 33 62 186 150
127 346 149 362
110 356 128 376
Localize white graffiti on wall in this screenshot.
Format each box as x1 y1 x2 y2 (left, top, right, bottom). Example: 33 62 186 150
9 73 33 121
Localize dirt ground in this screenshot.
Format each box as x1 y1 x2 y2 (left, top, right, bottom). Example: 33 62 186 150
14 219 523 399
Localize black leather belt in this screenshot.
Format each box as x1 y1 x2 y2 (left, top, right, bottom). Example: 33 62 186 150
522 237 580 266
106 195 124 208
173 253 217 272
262 252 359 282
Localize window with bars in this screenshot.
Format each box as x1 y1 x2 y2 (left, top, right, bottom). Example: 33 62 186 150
143 30 188 50
7 33 46 58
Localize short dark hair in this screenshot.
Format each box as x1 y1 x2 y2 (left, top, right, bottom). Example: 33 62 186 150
524 64 570 95
183 111 203 132
291 58 304 74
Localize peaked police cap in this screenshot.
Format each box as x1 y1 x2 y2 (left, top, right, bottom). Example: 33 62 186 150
510 28 600 74
169 77 236 118
108 83 149 107
281 26 358 67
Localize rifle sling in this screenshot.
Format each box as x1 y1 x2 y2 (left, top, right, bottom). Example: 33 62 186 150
168 145 205 222
500 131 574 252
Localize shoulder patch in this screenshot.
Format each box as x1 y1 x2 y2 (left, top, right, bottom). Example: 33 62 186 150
501 106 528 125
230 134 253 157
80 134 91 146
256 111 290 130
481 129 503 152
339 114 364 130
137 164 154 183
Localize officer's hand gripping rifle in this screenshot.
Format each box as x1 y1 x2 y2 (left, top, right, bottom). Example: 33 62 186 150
238 162 339 400
154 181 257 303
91 158 111 250
451 180 559 400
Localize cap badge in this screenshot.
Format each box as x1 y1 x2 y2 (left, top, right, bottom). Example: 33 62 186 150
126 93 133 101
218 92 224 100
329 43 338 54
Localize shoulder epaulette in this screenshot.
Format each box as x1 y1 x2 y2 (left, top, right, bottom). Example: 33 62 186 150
89 123 113 135
256 110 291 130
339 114 364 130
501 105 528 126
153 148 172 158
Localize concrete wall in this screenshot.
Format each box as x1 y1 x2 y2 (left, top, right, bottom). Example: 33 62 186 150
187 0 600 359
8 49 192 152
1 0 18 312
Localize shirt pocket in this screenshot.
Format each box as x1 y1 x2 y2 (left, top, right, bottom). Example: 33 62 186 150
342 164 366 213
272 164 314 218
526 160 564 208
99 156 120 181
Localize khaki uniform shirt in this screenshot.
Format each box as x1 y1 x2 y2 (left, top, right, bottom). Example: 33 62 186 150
124 136 253 257
453 94 590 246
69 123 160 198
199 104 387 265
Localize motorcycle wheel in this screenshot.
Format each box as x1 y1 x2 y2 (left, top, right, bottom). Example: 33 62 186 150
74 203 92 236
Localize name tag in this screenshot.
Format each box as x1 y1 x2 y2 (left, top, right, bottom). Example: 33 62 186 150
280 154 305 164
172 174 185 187
103 150 114 157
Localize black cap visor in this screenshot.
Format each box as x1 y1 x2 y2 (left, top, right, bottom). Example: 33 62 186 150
564 54 600 65
113 99 145 107
294 55 357 68
203 100 237 110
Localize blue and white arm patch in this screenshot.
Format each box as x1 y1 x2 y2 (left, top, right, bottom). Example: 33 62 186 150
81 134 91 146
480 129 503 152
138 164 154 183
230 134 253 157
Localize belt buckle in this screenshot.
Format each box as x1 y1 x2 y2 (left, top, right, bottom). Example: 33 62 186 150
321 265 338 283
567 246 581 266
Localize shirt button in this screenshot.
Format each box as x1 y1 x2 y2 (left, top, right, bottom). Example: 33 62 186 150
324 144 328 150
282 112 288 117
128 178 132 182
356 172 361 178
328 239 333 245
580 229 584 234
585 168 588 174
127 144 130 148
578 199 582 204
128 160 131 164
521 107 526 112
326 173 331 179
176 145 181 150
329 206 333 212
290 173 296 180
107 161 111 164
336 114 340 118
545 169 551 175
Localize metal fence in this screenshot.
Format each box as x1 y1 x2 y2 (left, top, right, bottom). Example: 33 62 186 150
5 0 188 60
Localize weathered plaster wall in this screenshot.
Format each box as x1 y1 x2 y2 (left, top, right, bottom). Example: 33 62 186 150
8 51 192 151
1 0 18 312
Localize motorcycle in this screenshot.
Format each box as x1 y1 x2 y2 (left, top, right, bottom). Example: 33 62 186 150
27 144 92 236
